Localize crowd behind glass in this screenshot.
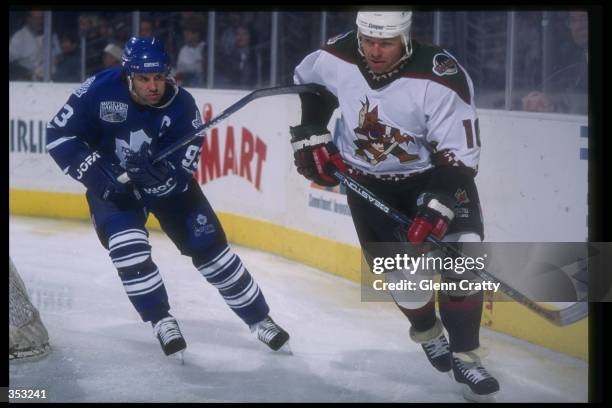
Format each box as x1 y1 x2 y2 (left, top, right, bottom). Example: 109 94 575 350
9 10 588 115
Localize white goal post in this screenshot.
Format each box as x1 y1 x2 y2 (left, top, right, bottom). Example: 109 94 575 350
9 257 50 360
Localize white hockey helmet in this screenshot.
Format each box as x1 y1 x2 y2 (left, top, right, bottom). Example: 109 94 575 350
356 11 413 60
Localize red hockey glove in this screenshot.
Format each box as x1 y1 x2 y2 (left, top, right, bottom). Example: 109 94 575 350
290 124 347 187
407 193 456 242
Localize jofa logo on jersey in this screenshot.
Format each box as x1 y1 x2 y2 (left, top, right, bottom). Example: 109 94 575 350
100 101 129 123
353 97 419 166
75 151 101 180
432 53 458 77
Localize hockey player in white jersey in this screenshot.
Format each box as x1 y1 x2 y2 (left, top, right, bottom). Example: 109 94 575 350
290 11 499 402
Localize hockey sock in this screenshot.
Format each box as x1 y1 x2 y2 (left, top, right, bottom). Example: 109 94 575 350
194 244 270 325
109 228 170 323
439 290 484 352
394 294 437 332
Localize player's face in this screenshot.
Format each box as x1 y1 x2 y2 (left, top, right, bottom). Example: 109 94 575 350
359 34 404 74
131 72 167 105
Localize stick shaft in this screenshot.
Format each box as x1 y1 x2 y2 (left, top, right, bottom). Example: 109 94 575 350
117 84 326 184
331 168 586 326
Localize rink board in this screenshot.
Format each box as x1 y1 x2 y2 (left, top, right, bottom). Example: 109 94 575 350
9 81 588 360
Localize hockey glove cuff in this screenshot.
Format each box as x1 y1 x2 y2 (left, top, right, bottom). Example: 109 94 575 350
68 150 139 204
290 124 347 187
406 193 456 243
125 145 178 198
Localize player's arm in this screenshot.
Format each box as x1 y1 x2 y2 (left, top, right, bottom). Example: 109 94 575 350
290 50 346 187
46 81 135 203
406 80 480 243
124 94 203 198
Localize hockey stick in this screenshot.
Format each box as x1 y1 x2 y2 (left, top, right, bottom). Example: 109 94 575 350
328 166 588 326
118 83 327 183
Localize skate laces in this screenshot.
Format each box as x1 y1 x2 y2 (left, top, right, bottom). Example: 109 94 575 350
423 334 450 358
251 317 281 345
455 356 492 383
154 317 183 344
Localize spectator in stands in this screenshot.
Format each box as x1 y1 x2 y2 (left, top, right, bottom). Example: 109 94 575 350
79 13 106 76
176 17 206 87
52 31 81 83
179 11 206 29
97 15 114 44
512 12 544 94
216 25 260 89
9 11 51 81
112 18 132 50
521 11 588 114
220 13 243 55
139 17 155 37
102 43 123 69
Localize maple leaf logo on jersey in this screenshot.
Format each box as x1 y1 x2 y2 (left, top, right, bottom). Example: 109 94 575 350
352 97 419 166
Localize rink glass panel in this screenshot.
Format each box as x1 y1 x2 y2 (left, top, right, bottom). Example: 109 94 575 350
8 9 588 114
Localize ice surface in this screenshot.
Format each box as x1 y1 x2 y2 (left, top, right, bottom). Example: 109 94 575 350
9 216 588 402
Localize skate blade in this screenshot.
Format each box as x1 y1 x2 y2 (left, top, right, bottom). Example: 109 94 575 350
461 385 498 403
169 350 185 365
276 341 293 355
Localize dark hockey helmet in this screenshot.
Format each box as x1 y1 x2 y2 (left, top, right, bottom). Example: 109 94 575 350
121 36 170 75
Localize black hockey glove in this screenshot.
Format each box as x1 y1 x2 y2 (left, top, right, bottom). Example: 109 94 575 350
405 192 456 242
68 150 139 205
124 144 178 198
290 124 347 187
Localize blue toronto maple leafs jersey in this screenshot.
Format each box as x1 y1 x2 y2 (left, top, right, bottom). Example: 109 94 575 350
46 67 204 191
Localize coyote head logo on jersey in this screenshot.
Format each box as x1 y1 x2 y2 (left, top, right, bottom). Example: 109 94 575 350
353 97 419 166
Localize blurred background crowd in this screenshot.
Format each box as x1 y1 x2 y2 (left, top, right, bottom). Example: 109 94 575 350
9 10 588 115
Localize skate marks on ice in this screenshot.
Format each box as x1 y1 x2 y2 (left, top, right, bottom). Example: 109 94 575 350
9 216 587 402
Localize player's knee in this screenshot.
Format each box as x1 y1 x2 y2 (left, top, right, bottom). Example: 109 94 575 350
443 231 481 243
177 211 227 257
193 244 245 284
441 230 484 294
107 229 154 275
440 274 482 298
386 268 434 309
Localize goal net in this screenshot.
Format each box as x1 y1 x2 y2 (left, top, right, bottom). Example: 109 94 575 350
9 257 50 359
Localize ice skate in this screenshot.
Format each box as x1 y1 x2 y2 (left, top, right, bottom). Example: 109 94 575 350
153 316 187 357
250 315 290 352
409 319 452 373
452 350 500 402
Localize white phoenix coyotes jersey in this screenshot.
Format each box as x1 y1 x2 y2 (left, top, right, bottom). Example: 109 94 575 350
294 31 481 178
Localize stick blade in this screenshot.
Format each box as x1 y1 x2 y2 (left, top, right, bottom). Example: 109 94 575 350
556 302 588 326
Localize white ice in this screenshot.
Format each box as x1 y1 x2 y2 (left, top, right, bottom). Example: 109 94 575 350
9 215 588 402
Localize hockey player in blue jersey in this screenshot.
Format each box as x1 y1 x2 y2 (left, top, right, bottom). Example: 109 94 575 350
46 37 289 357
